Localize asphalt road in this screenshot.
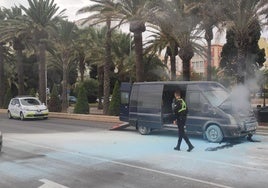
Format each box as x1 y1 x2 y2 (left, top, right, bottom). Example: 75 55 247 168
0 114 268 188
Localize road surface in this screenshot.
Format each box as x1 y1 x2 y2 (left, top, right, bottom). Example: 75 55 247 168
0 114 268 188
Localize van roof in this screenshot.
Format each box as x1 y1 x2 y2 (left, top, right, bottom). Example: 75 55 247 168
133 81 219 85
132 81 226 91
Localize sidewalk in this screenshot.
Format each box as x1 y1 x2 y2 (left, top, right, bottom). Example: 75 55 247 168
0 108 121 124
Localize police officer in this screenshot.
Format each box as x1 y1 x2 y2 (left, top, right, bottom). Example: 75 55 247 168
173 90 194 152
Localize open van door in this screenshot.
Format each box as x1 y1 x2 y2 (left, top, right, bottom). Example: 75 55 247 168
119 82 132 122
185 84 209 134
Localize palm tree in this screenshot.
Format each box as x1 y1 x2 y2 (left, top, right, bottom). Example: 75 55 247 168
77 0 117 114
222 0 268 84
73 28 89 83
146 22 179 80
81 26 106 110
0 8 6 107
0 42 4 107
112 31 133 82
0 6 27 95
151 0 203 81
115 0 158 82
20 0 65 103
185 0 223 81
49 20 78 112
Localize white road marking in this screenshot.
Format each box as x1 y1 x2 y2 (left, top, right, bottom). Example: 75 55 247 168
39 179 69 188
4 137 241 188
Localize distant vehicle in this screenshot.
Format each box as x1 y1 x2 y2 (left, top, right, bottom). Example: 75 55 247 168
255 106 268 122
120 81 258 143
7 96 49 120
255 92 264 98
0 131 2 152
96 96 112 103
68 96 77 104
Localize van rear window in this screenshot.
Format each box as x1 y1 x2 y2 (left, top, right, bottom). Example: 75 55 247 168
121 92 129 104
137 85 162 109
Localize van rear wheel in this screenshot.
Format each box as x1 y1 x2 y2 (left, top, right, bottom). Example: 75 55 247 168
137 125 151 135
205 125 223 143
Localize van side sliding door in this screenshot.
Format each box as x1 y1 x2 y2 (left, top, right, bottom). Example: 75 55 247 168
186 85 209 134
137 84 163 129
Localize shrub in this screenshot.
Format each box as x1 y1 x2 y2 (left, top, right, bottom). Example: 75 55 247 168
29 88 36 97
48 85 62 112
74 79 98 103
108 81 120 116
74 85 89 114
3 88 12 109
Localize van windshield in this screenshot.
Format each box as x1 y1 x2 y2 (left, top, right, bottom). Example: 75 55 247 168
203 89 229 107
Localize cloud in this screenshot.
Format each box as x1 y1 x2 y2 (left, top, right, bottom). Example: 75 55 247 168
0 0 29 8
0 0 91 21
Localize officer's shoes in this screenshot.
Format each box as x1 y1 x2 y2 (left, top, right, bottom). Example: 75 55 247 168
187 145 194 152
174 147 180 151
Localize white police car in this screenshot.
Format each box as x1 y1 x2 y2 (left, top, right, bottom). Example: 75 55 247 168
7 96 49 120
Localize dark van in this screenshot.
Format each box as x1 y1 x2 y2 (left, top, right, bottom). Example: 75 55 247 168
120 81 258 143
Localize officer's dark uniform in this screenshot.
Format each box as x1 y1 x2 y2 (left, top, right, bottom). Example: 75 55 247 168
173 97 194 152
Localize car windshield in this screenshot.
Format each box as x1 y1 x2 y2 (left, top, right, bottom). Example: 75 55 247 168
203 89 229 107
21 98 41 106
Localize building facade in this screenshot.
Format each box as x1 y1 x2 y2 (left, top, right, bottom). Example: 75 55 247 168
191 44 223 77
258 37 268 69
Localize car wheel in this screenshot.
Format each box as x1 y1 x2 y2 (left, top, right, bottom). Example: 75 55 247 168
20 112 25 121
7 111 12 119
205 125 223 143
137 125 151 135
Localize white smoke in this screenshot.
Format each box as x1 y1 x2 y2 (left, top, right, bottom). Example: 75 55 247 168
229 74 264 115
230 84 251 114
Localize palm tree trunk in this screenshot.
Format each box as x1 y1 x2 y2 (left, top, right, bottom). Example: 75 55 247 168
79 58 85 82
179 45 194 81
237 47 246 84
133 31 144 82
0 45 4 107
171 42 179 81
103 19 112 115
182 59 191 81
205 28 213 81
17 49 24 95
61 62 68 112
170 53 176 80
97 65 104 110
206 40 212 81
38 42 47 104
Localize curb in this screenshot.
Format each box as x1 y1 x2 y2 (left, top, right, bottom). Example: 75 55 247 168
48 112 121 123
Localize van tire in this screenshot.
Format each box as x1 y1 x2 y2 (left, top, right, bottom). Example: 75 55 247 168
137 125 151 135
205 125 223 143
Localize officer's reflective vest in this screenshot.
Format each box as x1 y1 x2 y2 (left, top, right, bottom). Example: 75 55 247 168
177 99 187 113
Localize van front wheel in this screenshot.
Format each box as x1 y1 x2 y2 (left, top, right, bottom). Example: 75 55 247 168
137 125 151 135
205 125 223 143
